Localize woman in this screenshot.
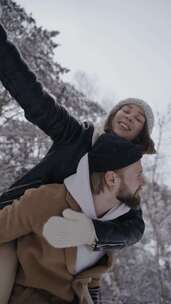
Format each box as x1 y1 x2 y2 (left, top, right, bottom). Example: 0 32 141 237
0 22 155 303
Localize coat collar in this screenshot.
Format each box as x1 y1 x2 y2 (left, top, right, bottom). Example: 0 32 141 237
64 154 97 219
63 191 113 277
63 153 130 277
64 154 130 221
64 190 80 275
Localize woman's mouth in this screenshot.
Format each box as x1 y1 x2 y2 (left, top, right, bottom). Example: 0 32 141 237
118 121 131 131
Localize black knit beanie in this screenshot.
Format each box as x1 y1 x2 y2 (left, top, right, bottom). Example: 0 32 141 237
88 133 143 173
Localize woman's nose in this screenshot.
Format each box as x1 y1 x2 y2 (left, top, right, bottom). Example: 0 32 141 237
125 113 133 122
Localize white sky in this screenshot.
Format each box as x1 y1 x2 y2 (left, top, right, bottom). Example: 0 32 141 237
15 0 171 114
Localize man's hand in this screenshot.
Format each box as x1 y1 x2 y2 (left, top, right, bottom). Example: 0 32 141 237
43 209 98 248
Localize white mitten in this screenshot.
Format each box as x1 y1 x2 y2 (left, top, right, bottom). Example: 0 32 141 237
43 209 98 248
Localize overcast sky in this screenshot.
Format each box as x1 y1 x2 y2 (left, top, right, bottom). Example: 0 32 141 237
15 0 171 114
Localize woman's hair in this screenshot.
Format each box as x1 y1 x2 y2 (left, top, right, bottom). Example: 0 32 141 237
104 106 156 155
132 121 156 154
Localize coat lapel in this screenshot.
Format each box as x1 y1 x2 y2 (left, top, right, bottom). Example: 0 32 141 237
64 190 81 275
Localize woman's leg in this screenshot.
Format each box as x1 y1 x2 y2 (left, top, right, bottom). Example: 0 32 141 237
0 242 18 304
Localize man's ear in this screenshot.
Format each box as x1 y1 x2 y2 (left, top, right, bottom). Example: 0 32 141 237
104 171 121 189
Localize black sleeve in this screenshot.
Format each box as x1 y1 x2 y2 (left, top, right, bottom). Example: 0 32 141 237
92 207 145 250
0 23 81 144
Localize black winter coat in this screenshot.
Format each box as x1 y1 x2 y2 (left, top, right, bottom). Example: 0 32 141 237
0 23 145 251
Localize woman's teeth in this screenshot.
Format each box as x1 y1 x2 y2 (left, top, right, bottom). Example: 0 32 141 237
119 122 130 131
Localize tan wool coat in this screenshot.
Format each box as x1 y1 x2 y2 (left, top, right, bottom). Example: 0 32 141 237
0 184 112 304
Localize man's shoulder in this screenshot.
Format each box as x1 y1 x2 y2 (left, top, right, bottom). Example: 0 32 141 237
22 184 68 218
24 183 66 201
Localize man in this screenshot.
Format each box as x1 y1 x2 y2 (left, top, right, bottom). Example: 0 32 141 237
0 133 144 304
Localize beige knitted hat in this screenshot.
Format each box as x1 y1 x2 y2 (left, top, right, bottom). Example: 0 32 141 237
105 98 154 135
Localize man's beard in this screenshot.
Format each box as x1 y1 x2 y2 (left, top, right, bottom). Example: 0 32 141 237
117 187 141 208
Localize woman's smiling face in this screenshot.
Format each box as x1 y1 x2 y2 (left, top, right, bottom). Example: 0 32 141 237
111 104 146 140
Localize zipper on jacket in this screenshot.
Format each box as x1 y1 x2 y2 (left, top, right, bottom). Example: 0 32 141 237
93 241 126 250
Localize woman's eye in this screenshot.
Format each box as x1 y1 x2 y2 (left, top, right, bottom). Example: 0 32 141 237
123 109 129 113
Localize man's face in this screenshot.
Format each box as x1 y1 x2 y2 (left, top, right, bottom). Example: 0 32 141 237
116 160 145 206
111 104 146 140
